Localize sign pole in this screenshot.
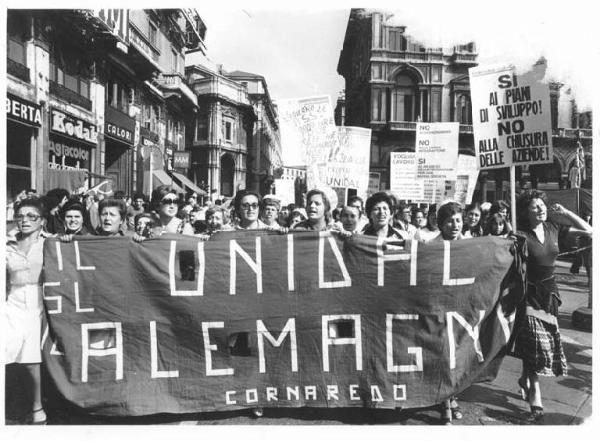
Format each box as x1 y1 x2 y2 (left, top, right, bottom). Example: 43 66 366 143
149 148 153 199
510 166 517 230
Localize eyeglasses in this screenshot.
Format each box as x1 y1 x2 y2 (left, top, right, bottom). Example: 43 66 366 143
15 214 41 222
160 198 179 205
241 203 259 210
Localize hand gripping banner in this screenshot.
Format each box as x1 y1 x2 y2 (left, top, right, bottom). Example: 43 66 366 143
41 232 517 416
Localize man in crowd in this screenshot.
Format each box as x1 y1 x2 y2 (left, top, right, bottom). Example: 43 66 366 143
126 193 147 231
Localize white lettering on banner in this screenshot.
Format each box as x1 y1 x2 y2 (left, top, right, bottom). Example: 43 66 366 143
442 241 475 286
304 385 317 400
56 242 63 271
322 315 362 372
377 237 413 286
394 385 407 401
385 314 423 373
202 322 234 376
225 391 237 404
287 234 295 291
446 310 486 369
74 242 95 270
169 241 205 296
150 321 179 378
318 231 351 288
496 300 515 343
230 238 263 295
266 387 278 401
327 385 339 400
6 96 42 125
223 384 411 404
74 282 94 313
257 318 298 373
51 108 98 144
81 322 123 383
42 282 62 314
246 389 258 403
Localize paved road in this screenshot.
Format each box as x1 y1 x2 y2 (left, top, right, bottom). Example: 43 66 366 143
5 261 592 426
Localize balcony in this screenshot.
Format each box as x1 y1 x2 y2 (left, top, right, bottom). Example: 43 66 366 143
191 77 251 106
156 73 197 108
450 51 478 66
554 128 593 139
371 50 444 63
7 59 30 83
49 81 92 111
128 24 161 75
388 121 417 131
459 124 473 133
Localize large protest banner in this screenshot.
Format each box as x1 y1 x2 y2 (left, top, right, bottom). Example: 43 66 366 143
469 62 554 170
41 233 516 416
390 152 424 201
324 126 372 200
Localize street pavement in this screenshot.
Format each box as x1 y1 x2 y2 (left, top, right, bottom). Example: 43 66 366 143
4 260 593 426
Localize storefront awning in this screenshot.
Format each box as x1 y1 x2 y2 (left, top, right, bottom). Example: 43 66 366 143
171 171 208 196
153 169 184 194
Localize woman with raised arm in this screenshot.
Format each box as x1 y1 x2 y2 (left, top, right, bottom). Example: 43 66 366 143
513 190 591 422
5 198 52 424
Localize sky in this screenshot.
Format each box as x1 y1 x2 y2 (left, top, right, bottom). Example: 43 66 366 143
201 1 598 111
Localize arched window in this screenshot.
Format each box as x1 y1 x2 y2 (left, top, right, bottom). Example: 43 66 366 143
391 74 417 122
457 94 472 125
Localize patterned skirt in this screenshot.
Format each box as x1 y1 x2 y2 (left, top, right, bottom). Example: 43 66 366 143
513 314 568 376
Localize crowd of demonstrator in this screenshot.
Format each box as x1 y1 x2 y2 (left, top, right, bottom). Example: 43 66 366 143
5 185 592 425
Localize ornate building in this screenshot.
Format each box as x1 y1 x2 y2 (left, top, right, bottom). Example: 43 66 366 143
336 9 592 202
6 9 207 202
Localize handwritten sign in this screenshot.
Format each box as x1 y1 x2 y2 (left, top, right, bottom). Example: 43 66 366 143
390 152 424 201
469 62 554 169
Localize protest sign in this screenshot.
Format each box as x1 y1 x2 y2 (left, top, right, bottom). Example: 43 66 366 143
445 155 480 205
42 233 516 416
274 179 295 206
368 172 381 196
415 122 459 181
324 126 372 200
390 152 424 201
469 62 554 169
277 96 338 189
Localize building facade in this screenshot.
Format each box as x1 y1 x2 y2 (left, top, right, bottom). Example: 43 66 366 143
226 70 283 196
336 9 592 202
6 9 207 202
185 57 256 198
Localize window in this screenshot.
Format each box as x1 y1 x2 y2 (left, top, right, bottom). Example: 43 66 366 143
196 115 208 141
8 37 26 65
431 91 441 122
389 30 405 51
149 22 157 47
391 74 417 122
371 89 385 121
223 120 233 143
171 49 179 73
457 94 472 125
49 58 90 100
372 63 382 80
106 79 130 113
432 66 442 83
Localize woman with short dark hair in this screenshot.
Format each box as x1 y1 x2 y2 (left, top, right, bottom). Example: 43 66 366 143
233 189 266 230
362 192 407 241
97 198 128 236
135 185 193 240
58 199 92 240
512 190 591 421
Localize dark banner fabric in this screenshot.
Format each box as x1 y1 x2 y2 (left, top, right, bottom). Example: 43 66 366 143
41 232 516 416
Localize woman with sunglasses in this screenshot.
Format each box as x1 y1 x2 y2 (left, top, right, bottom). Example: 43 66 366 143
135 186 193 241
5 198 52 424
233 189 267 230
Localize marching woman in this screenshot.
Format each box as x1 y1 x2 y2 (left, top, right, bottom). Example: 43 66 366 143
133 186 193 242
362 191 408 241
233 189 267 230
292 189 332 232
5 198 52 424
414 205 439 242
462 202 483 238
513 190 591 421
485 212 511 237
426 201 465 424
